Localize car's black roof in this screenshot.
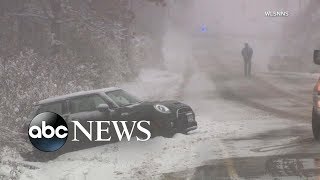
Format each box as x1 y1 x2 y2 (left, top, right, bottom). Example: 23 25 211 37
38 87 120 105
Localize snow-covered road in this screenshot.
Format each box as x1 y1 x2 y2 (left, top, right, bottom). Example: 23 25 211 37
9 61 318 180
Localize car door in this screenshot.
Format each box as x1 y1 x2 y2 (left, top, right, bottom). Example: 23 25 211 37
119 104 148 137
68 94 111 144
106 102 145 138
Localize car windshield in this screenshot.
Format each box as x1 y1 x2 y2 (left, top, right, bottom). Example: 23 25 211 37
106 90 141 107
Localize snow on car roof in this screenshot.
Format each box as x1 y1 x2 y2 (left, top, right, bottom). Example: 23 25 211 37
38 87 120 105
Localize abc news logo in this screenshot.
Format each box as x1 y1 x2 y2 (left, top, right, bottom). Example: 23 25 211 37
28 112 151 152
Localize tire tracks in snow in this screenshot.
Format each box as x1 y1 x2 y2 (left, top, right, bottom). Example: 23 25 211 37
129 68 193 179
172 63 241 179
207 58 311 122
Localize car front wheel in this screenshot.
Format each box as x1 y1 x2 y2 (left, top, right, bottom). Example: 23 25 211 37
312 108 320 141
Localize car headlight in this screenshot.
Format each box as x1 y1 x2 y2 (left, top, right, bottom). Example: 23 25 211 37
154 104 171 114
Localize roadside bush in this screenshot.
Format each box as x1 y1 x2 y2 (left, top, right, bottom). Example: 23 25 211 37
0 49 100 131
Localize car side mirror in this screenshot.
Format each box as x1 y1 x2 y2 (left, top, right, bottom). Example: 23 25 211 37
314 50 320 65
97 104 110 112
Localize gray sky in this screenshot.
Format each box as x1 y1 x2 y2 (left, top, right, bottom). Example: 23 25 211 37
192 0 305 35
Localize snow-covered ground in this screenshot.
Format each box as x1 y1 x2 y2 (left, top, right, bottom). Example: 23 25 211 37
7 67 311 180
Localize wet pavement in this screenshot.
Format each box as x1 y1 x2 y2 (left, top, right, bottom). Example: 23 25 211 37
161 53 320 179
161 126 320 179
161 153 320 180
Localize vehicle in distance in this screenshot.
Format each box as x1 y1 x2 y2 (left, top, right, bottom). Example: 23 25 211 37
25 87 197 140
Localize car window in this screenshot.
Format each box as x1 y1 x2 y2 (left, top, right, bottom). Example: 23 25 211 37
37 102 66 116
70 95 106 113
106 90 141 107
103 97 117 109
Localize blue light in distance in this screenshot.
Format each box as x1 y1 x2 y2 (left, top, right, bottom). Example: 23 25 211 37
201 24 207 33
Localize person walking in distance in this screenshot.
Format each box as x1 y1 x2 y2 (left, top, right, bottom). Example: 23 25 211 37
241 43 253 77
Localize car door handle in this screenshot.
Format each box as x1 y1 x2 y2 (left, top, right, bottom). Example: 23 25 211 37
121 112 129 116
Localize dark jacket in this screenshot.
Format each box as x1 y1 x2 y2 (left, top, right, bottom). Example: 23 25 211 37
242 46 253 61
